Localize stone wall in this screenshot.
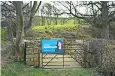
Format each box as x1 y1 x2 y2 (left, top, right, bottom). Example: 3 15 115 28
25 40 40 66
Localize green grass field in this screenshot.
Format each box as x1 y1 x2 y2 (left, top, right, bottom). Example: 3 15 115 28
32 24 77 32
1 62 92 76
31 19 78 32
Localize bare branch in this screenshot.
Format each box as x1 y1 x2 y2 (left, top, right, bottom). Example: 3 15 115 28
35 1 42 13
109 10 115 17
22 3 29 9
57 1 70 10
24 1 38 32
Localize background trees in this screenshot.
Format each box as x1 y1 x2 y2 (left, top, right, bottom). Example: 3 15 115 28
55 1 115 39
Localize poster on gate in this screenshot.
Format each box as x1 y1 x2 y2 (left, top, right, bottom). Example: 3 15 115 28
41 39 64 54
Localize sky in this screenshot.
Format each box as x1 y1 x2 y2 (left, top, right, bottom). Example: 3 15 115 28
23 1 90 18
17 1 115 18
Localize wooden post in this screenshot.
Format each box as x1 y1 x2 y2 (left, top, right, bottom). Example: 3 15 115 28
38 47 40 67
42 53 43 68
83 39 86 68
24 42 27 65
63 39 65 68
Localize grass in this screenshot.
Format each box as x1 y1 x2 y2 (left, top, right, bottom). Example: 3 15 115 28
31 18 90 33
31 19 78 32
1 62 92 76
32 24 77 32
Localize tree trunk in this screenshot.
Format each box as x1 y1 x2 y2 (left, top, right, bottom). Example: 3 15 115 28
41 13 43 26
49 16 52 25
55 15 58 25
41 14 45 26
47 17 50 25
7 19 16 58
24 1 37 33
43 17 45 25
13 1 24 61
55 17 57 25
101 25 109 39
61 18 63 25
7 19 14 42
101 1 109 39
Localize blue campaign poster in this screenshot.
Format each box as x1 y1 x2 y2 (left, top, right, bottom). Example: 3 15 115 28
41 39 64 54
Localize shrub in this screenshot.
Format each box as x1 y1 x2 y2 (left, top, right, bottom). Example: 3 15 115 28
102 44 115 75
85 39 115 75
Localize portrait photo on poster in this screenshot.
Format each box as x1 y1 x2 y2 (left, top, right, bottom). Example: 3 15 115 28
55 40 64 53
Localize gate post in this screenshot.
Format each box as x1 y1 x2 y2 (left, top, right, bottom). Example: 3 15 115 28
24 41 27 65
38 44 40 67
84 46 86 68
83 39 86 68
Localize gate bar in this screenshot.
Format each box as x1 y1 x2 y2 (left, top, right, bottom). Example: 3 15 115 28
43 54 48 58
43 54 58 68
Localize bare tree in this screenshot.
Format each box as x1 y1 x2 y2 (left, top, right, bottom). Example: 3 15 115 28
40 5 46 26
52 5 59 25
1 1 42 60
24 1 42 32
44 3 52 25
55 1 115 39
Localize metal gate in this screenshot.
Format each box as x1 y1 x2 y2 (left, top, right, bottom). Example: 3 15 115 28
41 38 86 69
24 38 87 69
41 54 65 69
65 38 87 68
